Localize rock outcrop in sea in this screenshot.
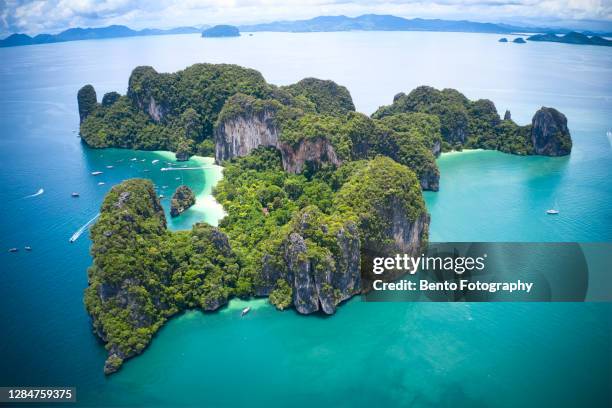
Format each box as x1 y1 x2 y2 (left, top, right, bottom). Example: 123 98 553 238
530 107 572 156
77 84 97 123
170 185 196 217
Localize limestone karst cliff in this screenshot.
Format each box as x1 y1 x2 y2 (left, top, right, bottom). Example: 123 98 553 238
530 107 572 156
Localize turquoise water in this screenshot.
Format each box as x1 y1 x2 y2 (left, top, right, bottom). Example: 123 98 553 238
0 32 610 407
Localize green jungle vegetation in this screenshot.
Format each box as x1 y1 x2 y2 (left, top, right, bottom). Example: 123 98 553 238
372 86 535 155
86 151 426 373
80 63 542 373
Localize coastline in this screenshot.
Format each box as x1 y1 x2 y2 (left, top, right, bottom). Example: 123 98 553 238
151 151 226 228
439 148 485 157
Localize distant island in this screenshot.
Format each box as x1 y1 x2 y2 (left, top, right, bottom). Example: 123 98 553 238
238 14 610 36
528 31 612 47
202 25 240 37
0 24 201 48
2 15 611 49
498 38 508 42
513 37 526 43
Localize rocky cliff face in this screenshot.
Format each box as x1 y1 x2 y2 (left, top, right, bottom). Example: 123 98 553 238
127 66 168 123
215 101 342 174
530 107 572 156
279 138 341 174
257 209 361 315
418 168 439 191
215 107 279 163
77 84 97 123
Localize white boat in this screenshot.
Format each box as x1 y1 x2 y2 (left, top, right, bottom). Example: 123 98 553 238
152 159 159 164
71 192 80 197
241 307 251 317
106 165 114 169
130 158 138 161
91 171 103 176
97 182 105 186
546 209 559 215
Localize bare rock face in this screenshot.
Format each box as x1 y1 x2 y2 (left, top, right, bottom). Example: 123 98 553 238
214 97 342 174
215 107 279 163
278 138 341 174
530 107 572 156
418 167 440 191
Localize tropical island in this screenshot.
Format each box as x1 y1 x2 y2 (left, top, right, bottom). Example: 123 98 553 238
0 25 201 48
78 63 572 374
202 25 241 37
528 31 612 47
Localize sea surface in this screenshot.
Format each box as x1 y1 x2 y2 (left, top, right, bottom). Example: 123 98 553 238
0 32 610 407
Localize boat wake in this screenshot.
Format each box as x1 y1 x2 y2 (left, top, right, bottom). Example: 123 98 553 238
24 188 44 198
69 213 100 243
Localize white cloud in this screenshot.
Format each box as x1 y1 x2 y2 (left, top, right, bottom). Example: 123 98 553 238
1 0 611 36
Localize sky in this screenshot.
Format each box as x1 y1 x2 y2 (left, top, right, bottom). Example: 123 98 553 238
1 0 611 36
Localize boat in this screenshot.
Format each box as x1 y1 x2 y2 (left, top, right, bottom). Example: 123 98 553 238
91 171 103 176
97 182 105 186
24 188 44 198
106 165 114 169
546 209 559 215
71 192 80 197
152 159 159 164
69 213 100 243
175 177 181 180
25 246 32 251
8 248 18 253
241 307 251 317
130 158 138 161
159 195 165 199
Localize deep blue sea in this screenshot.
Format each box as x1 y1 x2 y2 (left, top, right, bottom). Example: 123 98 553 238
0 32 610 407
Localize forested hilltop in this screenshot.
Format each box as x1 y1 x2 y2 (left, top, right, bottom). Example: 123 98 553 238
86 153 428 374
78 64 571 184
373 86 572 156
80 63 572 374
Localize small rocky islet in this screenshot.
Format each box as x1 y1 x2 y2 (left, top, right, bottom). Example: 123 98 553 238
77 63 572 374
170 185 195 217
